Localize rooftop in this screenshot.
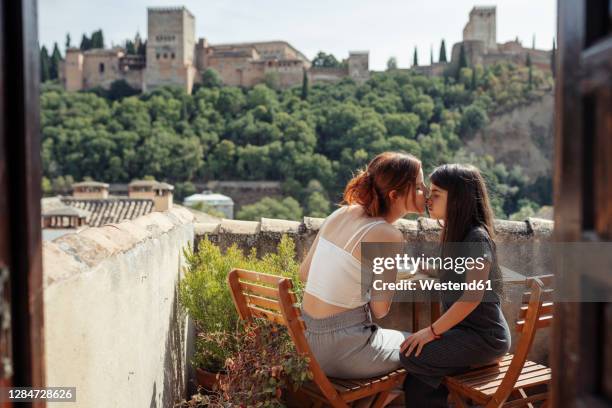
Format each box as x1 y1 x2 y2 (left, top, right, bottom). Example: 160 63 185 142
60 197 154 227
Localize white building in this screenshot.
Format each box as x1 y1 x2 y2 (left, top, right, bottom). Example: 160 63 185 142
183 190 234 219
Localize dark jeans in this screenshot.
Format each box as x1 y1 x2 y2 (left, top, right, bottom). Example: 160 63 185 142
403 374 450 408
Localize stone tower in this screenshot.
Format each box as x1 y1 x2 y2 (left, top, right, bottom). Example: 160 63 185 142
347 51 370 83
144 7 197 93
64 49 84 91
462 6 497 52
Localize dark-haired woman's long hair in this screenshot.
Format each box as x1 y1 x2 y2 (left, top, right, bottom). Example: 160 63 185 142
429 164 495 243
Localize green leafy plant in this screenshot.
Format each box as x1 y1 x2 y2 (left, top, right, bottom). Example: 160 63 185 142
178 234 302 372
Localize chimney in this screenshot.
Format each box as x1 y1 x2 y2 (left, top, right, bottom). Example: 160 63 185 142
128 179 173 211
72 181 109 199
153 182 174 212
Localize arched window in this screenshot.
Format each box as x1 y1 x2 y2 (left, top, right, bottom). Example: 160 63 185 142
99 63 105 73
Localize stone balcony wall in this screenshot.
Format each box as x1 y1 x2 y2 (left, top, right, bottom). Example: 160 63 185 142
43 207 195 408
195 216 554 363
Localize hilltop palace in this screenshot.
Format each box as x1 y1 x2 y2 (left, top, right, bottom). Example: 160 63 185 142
60 5 551 94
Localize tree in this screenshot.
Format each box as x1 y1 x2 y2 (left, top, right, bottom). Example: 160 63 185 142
80 34 91 50
301 69 309 100
201 68 222 88
471 67 477 90
526 53 533 89
125 40 136 54
439 39 447 63
50 43 62 80
387 57 398 70
459 104 488 137
65 33 71 50
458 44 468 69
236 197 303 221
413 47 418 67
90 29 104 49
430 45 434 65
312 51 343 68
306 191 330 218
40 46 51 82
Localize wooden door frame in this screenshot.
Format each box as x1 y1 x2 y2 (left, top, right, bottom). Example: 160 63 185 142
0 0 46 406
553 0 611 406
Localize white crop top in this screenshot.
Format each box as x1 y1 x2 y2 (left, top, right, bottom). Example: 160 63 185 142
304 211 387 308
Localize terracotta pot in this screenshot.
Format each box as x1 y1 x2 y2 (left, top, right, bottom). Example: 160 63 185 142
195 368 227 391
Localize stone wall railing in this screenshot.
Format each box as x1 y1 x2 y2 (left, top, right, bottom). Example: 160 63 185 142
43 207 195 408
194 216 554 261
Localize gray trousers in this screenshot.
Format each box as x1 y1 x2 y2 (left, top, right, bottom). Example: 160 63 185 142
301 304 411 379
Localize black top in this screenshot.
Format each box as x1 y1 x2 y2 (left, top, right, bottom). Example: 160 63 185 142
439 226 510 338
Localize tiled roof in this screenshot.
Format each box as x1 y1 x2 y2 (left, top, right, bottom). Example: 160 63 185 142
61 198 154 227
72 181 109 188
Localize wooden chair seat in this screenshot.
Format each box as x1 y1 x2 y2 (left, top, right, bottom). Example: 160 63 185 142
300 368 406 403
445 354 551 406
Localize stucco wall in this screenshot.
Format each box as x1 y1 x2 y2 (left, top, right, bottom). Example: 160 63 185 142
43 207 195 408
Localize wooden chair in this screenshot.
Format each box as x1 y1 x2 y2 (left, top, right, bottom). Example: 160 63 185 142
227 268 406 408
443 274 554 407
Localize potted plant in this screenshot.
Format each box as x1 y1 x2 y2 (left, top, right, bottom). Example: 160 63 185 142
179 235 304 391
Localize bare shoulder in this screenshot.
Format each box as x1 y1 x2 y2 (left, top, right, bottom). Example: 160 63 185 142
363 222 404 243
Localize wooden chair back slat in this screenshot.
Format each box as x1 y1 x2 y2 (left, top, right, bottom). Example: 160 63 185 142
525 274 554 287
235 268 285 286
244 293 282 312
521 288 554 303
240 281 280 299
516 275 555 333
248 305 286 325
518 302 554 320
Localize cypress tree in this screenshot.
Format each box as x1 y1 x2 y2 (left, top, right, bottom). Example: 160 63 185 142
80 34 91 50
40 46 51 82
458 44 468 69
526 53 533 89
430 45 434 65
50 43 62 79
471 67 477 90
301 69 309 101
413 47 418 67
439 39 447 63
91 30 104 49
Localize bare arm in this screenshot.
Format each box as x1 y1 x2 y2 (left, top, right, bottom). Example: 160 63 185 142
299 231 321 284
400 261 490 357
430 262 490 334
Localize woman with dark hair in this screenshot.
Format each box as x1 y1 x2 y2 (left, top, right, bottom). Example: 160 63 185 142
299 151 427 383
399 163 511 407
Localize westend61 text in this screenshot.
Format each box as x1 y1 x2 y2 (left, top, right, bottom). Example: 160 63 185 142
372 279 493 291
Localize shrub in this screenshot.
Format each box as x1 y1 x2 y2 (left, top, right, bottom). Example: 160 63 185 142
178 235 302 371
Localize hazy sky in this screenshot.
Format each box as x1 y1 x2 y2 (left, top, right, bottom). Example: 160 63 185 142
39 0 556 70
